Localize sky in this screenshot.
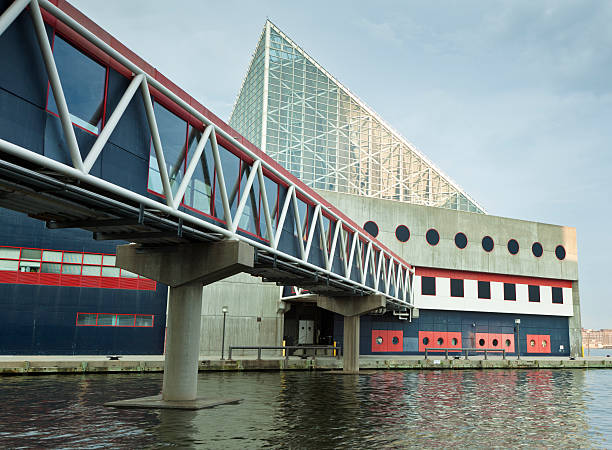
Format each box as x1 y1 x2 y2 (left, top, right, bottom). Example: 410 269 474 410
71 0 612 328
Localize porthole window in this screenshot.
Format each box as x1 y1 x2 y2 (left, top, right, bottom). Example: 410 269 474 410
451 338 458 346
505 339 511 347
437 337 444 345
363 221 379 238
395 225 410 242
454 232 468 249
482 236 494 252
422 337 429 345
376 336 383 345
555 245 566 260
392 336 399 345
478 338 485 346
532 242 543 258
426 228 440 246
492 339 499 347
542 340 548 348
507 239 519 255
530 340 536 347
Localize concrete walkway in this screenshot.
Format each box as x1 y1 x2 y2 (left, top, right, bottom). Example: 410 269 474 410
0 354 611 375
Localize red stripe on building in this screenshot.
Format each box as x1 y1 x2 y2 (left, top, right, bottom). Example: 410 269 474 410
414 267 572 288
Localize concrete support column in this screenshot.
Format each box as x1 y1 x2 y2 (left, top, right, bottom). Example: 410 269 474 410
343 315 360 373
162 281 203 401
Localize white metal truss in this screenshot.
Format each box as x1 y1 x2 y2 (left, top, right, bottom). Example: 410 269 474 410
0 0 414 308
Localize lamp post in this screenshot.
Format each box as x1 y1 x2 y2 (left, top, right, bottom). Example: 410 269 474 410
221 306 228 360
515 318 521 360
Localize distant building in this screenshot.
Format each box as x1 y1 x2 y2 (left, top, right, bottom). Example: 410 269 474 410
582 329 612 348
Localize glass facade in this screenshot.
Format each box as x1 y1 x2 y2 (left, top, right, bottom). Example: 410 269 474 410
230 21 485 213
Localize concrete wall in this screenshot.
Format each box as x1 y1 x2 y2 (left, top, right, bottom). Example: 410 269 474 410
199 273 283 357
317 190 578 281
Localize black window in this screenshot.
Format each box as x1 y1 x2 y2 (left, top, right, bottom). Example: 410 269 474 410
482 236 494 252
555 245 566 260
363 221 379 238
532 242 543 257
552 287 564 304
478 281 491 299
184 133 214 216
504 283 516 301
421 276 436 295
528 285 540 302
450 279 464 297
426 229 439 246
507 239 519 255
395 225 410 242
454 232 468 249
47 35 107 134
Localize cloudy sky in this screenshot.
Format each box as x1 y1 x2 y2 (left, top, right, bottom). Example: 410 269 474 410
72 0 612 328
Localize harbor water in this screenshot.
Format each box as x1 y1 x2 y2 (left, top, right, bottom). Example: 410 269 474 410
0 369 610 448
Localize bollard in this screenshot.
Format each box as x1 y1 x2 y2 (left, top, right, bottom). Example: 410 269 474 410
257 347 261 360
333 341 337 357
484 349 488 360
282 340 286 357
445 349 449 360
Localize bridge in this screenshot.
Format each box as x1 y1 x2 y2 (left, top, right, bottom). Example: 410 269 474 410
0 0 413 406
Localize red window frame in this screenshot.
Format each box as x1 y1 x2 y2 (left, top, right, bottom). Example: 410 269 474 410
75 312 154 327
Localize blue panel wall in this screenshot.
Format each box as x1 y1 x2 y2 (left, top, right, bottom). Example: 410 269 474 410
333 309 571 357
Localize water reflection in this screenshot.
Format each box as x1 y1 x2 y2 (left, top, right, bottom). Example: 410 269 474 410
0 370 608 448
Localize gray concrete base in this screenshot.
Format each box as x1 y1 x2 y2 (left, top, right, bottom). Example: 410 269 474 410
104 394 242 410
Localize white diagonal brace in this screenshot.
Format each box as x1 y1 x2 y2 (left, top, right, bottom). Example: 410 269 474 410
317 210 329 270
140 78 174 207
303 204 320 261
338 225 349 276
232 160 261 233
84 73 144 173
30 0 84 172
172 124 213 209
291 189 305 260
327 219 341 271
273 185 294 250
0 0 29 37
346 231 358 279
257 165 274 242
209 128 233 230
362 241 372 285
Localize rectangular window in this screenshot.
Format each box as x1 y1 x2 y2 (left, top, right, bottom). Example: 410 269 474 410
552 287 564 304
450 279 464 297
76 313 154 327
528 285 540 302
421 276 436 296
478 281 491 299
504 283 516 301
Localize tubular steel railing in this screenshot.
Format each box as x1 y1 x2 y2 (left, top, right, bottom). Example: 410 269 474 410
424 347 507 360
0 0 414 308
228 345 342 361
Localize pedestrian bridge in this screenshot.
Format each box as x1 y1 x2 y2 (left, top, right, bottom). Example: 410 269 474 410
0 0 413 403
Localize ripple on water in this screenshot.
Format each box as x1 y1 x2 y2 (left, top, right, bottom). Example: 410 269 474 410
0 369 609 448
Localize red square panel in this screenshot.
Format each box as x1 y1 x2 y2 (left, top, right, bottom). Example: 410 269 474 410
500 333 515 353
372 330 388 352
387 330 403 352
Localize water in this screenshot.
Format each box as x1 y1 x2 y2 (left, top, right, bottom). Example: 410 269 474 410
0 369 610 448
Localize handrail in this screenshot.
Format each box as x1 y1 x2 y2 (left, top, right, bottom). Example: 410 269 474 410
424 347 507 360
228 345 342 361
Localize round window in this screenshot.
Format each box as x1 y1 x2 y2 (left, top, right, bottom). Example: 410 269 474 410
426 228 440 246
392 336 399 345
507 239 519 255
505 339 511 347
437 337 444 345
395 225 410 242
482 236 494 252
451 338 458 346
363 221 379 238
492 339 499 347
478 338 485 346
532 242 543 258
422 337 429 345
542 340 548 348
530 340 536 347
555 245 566 260
454 232 468 249
376 336 383 345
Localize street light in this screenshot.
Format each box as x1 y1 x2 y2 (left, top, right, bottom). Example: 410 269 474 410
221 306 228 360
515 319 521 360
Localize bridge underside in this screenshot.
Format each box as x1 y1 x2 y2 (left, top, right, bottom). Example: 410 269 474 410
0 158 370 298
